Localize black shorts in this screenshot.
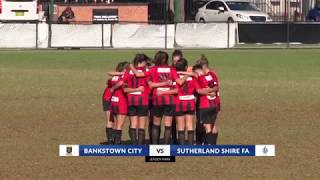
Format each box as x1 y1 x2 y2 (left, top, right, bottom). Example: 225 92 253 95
128 105 149 117
152 105 175 117
198 108 218 124
175 110 195 116
102 98 110 112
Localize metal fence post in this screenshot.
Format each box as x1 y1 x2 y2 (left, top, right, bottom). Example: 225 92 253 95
174 22 177 48
165 23 168 49
227 21 230 49
102 23 104 49
48 24 52 48
48 0 54 48
110 23 113 48
36 22 38 49
164 0 168 49
286 21 290 48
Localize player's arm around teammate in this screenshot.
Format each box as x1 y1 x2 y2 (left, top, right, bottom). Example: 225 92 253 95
107 72 124 76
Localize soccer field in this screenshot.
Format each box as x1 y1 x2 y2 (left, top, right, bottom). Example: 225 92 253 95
0 49 319 179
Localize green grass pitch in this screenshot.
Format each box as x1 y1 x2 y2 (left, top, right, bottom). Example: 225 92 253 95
0 49 319 179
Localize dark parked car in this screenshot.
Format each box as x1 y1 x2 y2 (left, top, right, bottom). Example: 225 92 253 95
307 7 320 22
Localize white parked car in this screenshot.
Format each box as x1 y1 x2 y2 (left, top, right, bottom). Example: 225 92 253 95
0 0 41 22
195 0 272 23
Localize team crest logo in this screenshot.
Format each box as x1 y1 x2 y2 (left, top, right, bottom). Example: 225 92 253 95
262 146 268 154
66 146 73 155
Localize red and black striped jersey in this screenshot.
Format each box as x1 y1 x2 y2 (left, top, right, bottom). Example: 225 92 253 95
103 78 112 102
123 67 150 106
147 65 179 106
198 71 220 109
175 75 200 112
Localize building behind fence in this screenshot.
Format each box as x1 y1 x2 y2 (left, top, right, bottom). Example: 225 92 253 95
38 0 320 24
1 0 320 49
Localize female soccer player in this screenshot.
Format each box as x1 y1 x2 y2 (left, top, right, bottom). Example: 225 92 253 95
193 58 220 145
146 58 155 143
101 77 114 144
131 51 187 144
171 49 183 144
151 51 192 144
172 49 183 65
173 58 199 145
123 54 150 145
109 61 129 145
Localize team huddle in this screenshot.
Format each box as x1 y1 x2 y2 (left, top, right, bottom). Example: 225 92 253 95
101 50 221 146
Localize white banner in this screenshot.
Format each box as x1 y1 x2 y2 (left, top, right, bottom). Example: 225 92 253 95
103 24 112 47
175 23 238 48
0 24 36 48
51 24 104 47
112 24 174 48
0 23 238 49
37 23 49 48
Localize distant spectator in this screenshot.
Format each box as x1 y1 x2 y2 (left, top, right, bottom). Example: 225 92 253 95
307 4 320 22
294 10 301 22
57 7 75 24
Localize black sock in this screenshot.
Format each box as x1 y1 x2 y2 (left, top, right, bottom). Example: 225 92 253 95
187 130 195 145
129 128 137 145
138 128 145 145
178 130 185 145
148 119 153 142
105 127 109 140
128 127 131 139
164 126 172 144
151 125 160 144
212 133 218 145
114 130 122 145
111 129 117 144
172 119 178 144
205 133 214 145
202 129 207 144
106 128 113 144
158 124 161 138
196 122 205 145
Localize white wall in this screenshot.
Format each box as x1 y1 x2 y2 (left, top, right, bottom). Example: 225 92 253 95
0 23 239 49
175 23 238 48
112 24 175 48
